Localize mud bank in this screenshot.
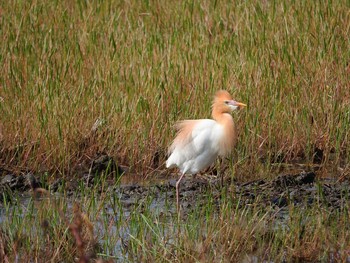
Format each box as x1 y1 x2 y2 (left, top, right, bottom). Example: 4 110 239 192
114 172 350 214
1 155 349 214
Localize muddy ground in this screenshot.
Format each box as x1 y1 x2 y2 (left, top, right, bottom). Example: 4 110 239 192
1 154 349 215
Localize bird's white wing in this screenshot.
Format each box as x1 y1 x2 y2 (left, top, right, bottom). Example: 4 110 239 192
166 119 224 174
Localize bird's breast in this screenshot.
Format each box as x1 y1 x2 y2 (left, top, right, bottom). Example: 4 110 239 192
216 115 236 156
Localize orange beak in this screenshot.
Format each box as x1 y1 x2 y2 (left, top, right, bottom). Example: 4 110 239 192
233 101 247 108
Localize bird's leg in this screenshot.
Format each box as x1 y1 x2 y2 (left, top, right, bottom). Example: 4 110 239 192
176 173 186 212
217 158 224 188
221 170 224 188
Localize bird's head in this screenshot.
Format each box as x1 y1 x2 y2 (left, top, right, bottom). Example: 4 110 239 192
213 90 246 114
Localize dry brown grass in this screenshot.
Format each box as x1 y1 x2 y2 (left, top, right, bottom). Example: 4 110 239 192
0 0 349 179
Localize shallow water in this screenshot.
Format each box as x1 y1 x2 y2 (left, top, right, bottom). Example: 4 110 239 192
0 183 177 260
1 174 349 261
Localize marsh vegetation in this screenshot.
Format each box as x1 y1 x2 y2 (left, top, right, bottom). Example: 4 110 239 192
0 0 349 261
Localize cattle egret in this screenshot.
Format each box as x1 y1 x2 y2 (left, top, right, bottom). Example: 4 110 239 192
166 90 246 211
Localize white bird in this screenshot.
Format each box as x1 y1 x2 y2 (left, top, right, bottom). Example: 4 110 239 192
166 90 246 211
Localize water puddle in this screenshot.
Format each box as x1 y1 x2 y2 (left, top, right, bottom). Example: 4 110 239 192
0 172 349 261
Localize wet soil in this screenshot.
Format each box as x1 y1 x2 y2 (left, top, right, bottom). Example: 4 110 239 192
1 169 349 216
1 154 349 213
115 171 350 214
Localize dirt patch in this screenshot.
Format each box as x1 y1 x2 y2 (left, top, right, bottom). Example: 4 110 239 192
1 154 349 214
115 172 350 214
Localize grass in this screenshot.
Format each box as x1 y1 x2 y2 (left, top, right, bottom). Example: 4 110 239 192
0 1 350 261
0 0 349 179
0 178 349 262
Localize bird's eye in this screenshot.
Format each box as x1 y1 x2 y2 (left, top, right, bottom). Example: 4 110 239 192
224 101 229 104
